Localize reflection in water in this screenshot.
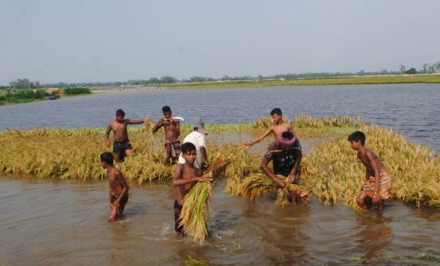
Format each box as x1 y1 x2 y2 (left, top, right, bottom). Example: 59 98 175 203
352 212 393 263
1 177 439 265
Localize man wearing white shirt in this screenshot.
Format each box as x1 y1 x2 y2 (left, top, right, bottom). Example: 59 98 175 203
178 120 210 170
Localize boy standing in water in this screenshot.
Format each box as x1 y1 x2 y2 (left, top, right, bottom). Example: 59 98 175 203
172 143 212 236
152 106 181 163
348 131 392 211
100 152 130 222
243 108 297 150
105 109 145 162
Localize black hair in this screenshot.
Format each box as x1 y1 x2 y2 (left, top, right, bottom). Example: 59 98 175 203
162 106 171 113
116 109 125 116
100 152 114 165
270 108 282 116
348 131 366 146
181 142 196 154
281 131 294 140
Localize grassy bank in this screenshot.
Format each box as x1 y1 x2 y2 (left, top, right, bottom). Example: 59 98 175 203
0 87 91 105
160 74 440 89
0 116 439 208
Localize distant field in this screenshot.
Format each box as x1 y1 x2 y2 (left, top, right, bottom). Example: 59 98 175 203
159 74 440 89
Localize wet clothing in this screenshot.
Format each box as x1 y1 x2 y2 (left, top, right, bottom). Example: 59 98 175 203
111 193 129 213
361 171 392 200
165 140 181 159
265 140 302 178
113 141 132 160
174 200 184 233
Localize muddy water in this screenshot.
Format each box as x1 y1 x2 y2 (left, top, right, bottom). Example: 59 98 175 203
1 177 439 265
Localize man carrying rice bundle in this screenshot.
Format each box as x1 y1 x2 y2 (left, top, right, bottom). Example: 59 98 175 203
260 131 305 204
172 142 212 237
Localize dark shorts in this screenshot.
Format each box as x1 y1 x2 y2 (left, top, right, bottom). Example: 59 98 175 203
165 140 181 159
113 141 132 160
111 193 129 213
174 200 183 233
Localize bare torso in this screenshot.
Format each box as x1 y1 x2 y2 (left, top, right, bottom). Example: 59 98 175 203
357 149 387 178
175 164 202 203
161 118 180 141
109 120 129 142
272 122 293 140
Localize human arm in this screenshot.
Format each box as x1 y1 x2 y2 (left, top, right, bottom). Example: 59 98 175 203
366 151 381 204
175 120 181 138
287 149 302 184
105 124 112 148
109 171 129 209
260 155 285 188
151 118 164 134
127 119 145 125
172 164 212 186
243 127 272 149
200 146 210 169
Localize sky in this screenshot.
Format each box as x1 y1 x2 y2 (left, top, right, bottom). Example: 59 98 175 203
0 0 439 85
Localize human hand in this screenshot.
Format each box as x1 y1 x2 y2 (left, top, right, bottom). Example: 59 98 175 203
106 140 111 148
203 161 210 169
287 174 296 184
198 176 213 182
243 143 251 150
372 192 381 205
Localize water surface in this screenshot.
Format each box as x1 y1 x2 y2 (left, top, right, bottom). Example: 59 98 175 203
0 84 439 151
1 177 439 265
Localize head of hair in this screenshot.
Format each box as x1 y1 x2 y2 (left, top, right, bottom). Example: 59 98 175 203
100 152 114 165
281 131 294 140
162 106 171 113
270 108 282 116
116 109 125 117
348 131 366 146
181 142 196 154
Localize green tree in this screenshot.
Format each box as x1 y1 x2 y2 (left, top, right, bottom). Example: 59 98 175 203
405 67 417 74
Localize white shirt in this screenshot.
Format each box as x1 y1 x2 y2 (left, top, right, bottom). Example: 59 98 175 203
178 131 206 169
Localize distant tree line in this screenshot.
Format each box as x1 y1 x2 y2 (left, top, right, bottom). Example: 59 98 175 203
2 62 439 89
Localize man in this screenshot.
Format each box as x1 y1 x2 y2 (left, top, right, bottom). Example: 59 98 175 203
100 152 129 222
152 106 181 163
261 131 302 188
243 108 294 150
348 131 392 211
178 119 210 170
172 142 213 236
105 109 144 162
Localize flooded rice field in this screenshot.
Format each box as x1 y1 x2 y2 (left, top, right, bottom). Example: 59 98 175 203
1 177 439 265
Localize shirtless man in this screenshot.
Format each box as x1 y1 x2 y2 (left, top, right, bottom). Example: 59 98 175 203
105 109 144 162
172 142 213 236
100 152 129 222
244 108 297 150
152 106 181 163
348 131 392 211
